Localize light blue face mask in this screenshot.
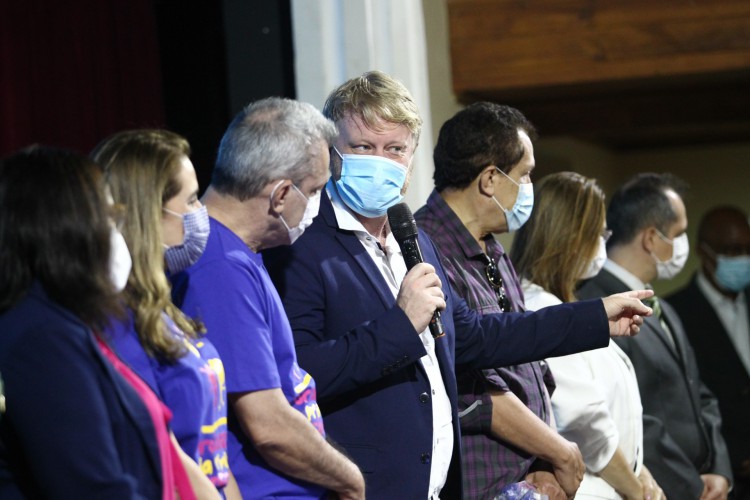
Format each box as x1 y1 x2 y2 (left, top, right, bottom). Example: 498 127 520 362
704 243 750 292
491 168 534 232
715 255 750 292
333 147 407 218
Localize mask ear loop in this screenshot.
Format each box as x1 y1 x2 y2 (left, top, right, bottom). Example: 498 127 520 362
491 166 521 212
495 166 521 187
268 179 290 230
269 179 307 233
490 168 512 215
163 207 185 219
270 178 296 217
699 242 717 258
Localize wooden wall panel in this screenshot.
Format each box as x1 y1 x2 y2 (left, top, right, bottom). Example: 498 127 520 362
446 0 750 148
448 0 750 94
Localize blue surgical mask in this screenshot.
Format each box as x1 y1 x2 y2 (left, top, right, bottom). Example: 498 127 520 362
163 205 210 273
492 168 534 232
333 147 407 218
715 255 750 292
704 244 750 292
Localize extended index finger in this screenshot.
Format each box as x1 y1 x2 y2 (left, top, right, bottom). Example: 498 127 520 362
621 289 654 300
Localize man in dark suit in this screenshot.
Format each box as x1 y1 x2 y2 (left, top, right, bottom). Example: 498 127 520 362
264 71 653 499
668 206 750 499
579 173 733 500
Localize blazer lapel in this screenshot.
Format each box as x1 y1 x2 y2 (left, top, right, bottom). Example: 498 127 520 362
92 334 163 479
661 301 690 364
596 270 684 361
320 194 399 310
643 314 682 363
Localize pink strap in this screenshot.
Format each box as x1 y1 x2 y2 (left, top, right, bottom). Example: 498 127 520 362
169 439 196 500
96 335 197 500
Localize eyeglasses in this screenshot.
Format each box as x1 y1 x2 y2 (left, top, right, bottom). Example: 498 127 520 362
484 256 512 312
601 228 613 242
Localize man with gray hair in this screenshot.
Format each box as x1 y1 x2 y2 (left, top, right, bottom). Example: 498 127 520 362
170 97 365 499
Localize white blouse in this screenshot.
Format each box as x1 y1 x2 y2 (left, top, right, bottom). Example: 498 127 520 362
522 280 643 499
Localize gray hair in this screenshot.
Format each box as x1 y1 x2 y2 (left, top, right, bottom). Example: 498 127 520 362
212 97 337 200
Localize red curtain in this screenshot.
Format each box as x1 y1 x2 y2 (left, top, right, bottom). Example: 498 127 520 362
0 0 165 156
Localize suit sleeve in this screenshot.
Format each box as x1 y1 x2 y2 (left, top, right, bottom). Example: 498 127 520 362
264 241 428 401
613 337 707 499
419 235 611 370
696 360 733 482
3 323 147 499
452 294 611 371
641 414 706 498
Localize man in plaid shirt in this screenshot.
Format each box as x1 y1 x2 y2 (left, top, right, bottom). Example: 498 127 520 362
415 102 584 499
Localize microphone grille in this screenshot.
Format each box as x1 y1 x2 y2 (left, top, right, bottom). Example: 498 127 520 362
387 202 418 241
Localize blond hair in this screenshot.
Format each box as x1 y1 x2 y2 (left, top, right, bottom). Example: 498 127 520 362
92 129 203 360
323 71 422 142
510 172 606 303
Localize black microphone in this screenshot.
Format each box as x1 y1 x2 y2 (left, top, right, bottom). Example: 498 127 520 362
387 202 445 339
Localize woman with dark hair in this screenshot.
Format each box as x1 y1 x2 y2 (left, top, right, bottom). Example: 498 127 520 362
92 130 238 499
511 172 663 500
0 146 192 498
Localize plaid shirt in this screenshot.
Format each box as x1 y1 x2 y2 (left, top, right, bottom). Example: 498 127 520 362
415 190 554 499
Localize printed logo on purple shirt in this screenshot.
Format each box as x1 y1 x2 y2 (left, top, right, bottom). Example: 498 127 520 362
290 363 325 436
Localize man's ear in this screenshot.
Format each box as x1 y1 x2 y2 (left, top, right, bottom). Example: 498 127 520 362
269 179 293 215
641 227 659 253
478 165 498 196
329 146 343 181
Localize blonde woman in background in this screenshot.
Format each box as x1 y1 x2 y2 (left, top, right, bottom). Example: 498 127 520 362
510 172 663 500
93 130 239 499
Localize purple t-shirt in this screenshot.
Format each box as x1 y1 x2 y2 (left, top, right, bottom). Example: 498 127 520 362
170 217 326 500
107 311 230 489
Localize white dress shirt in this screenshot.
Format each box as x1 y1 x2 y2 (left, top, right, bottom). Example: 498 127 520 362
697 271 750 376
327 186 453 499
523 279 644 500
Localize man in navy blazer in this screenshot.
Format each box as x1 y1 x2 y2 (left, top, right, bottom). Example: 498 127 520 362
264 71 652 499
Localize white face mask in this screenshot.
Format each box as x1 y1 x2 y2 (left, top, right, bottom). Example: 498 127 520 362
109 227 132 292
652 231 689 280
580 236 607 280
272 181 321 244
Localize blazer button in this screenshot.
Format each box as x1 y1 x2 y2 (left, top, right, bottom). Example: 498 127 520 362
421 452 431 464
419 392 430 404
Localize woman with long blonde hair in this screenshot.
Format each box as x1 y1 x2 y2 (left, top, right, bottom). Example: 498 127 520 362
511 172 663 500
93 129 238 499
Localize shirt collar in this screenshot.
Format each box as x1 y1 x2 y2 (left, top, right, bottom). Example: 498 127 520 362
326 179 368 234
603 258 648 291
425 189 503 261
326 180 401 251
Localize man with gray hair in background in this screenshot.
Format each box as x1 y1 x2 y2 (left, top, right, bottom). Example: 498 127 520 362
170 97 365 499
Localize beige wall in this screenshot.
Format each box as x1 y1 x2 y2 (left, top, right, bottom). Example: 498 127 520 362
422 0 750 296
